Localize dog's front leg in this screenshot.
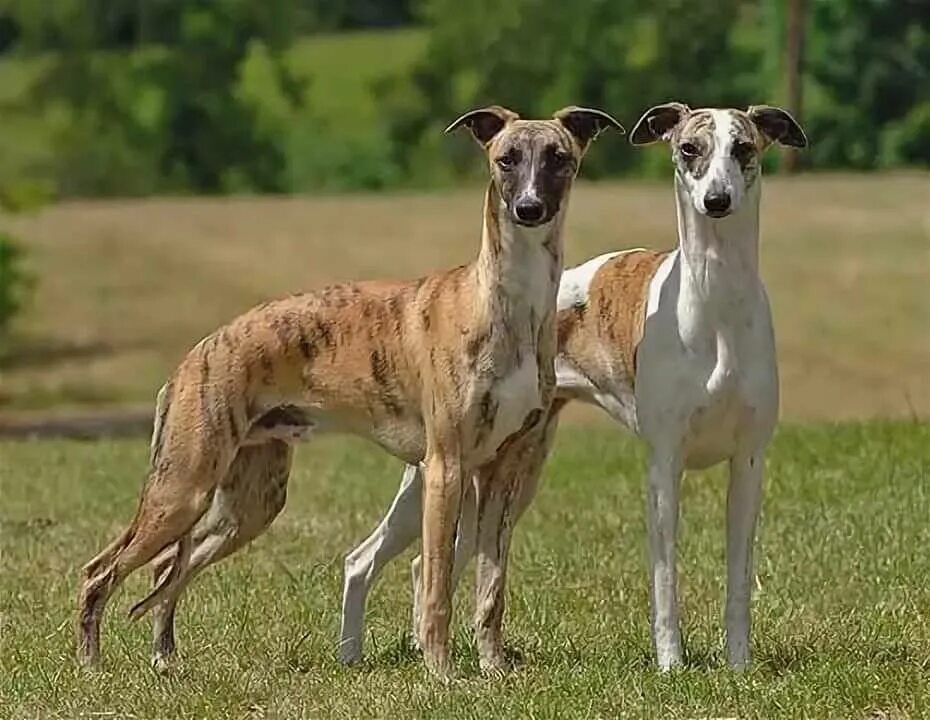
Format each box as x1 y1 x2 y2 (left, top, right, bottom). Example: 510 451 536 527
646 449 684 670
411 478 477 650
725 449 764 669
413 411 557 651
419 444 464 678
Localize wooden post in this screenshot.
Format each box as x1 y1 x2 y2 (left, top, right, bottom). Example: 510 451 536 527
783 0 806 172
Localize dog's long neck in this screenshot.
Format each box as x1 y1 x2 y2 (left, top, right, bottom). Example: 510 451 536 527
674 175 762 330
474 183 564 340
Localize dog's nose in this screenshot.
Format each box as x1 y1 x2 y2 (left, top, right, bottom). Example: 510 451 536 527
703 191 731 216
514 198 545 223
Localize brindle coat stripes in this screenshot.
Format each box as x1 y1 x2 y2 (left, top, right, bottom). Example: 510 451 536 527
558 249 671 392
148 439 293 672
674 111 715 180
76 105 623 677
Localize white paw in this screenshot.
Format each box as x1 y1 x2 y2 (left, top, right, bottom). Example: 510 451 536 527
151 653 172 675
338 638 362 665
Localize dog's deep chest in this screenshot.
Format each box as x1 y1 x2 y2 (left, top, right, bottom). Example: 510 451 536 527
466 350 543 462
681 317 777 469
460 237 558 461
682 351 744 469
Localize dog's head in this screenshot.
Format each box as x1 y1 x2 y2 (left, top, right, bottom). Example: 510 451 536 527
446 105 624 227
630 104 807 218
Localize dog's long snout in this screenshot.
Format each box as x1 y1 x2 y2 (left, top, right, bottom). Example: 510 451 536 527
703 190 731 217
514 197 545 224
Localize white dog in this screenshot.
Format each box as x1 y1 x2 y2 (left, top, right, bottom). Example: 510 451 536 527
340 103 807 670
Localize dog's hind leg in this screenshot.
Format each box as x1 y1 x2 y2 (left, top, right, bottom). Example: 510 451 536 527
149 440 293 672
339 463 424 664
148 526 241 673
76 398 236 669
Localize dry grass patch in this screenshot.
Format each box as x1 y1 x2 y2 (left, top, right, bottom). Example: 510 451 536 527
1 172 927 419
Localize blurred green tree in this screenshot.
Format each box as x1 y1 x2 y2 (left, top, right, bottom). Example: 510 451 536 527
382 0 930 182
18 0 307 195
1 0 927 192
0 231 31 337
0 184 38 338
804 0 930 169
380 0 769 181
306 0 414 31
0 0 413 49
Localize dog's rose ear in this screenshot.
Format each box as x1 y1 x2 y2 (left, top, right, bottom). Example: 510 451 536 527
748 105 808 148
553 106 625 147
445 106 520 146
629 102 691 145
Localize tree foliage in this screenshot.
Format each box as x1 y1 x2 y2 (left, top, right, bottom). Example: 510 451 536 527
383 0 930 181
20 0 308 195
0 0 411 48
0 184 36 337
0 0 927 195
386 0 771 179
0 231 30 336
805 0 930 169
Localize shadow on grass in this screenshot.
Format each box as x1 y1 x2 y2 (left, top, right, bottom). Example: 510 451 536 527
0 337 118 370
307 634 531 676
519 637 922 676
0 515 58 537
306 632 930 677
757 638 930 676
369 633 420 668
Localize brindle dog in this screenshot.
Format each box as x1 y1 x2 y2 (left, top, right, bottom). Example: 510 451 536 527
76 105 623 677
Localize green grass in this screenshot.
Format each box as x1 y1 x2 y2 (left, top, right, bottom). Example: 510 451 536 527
2 422 929 718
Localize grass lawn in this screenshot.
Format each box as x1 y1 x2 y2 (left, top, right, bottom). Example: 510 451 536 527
1 421 929 718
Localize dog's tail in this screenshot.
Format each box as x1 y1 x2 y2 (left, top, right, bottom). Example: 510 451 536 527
148 380 173 469
127 532 192 621
79 389 172 582
81 524 136 580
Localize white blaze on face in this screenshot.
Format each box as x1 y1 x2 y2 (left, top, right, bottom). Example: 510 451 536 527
519 151 542 207
691 109 745 215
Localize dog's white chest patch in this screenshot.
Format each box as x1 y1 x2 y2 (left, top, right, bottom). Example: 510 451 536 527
472 355 541 460
684 384 742 469
682 329 771 469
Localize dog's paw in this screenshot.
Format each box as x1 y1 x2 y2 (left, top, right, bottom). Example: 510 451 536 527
337 638 363 666
151 653 174 675
479 653 512 678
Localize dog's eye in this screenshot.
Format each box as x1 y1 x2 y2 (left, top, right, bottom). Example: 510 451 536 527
733 141 755 161
549 149 573 168
496 152 518 170
679 142 700 158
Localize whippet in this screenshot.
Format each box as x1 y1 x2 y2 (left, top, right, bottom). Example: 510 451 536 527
339 104 807 670
76 105 623 677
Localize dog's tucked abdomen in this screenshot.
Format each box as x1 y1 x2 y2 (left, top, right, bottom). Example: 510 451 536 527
552 249 670 425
